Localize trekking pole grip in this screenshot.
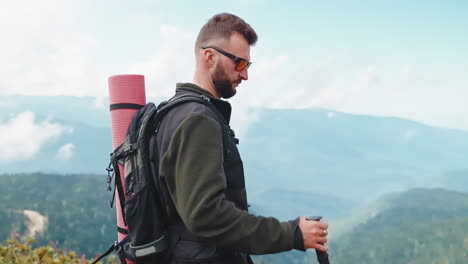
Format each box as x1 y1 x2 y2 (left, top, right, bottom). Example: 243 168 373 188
306 216 330 264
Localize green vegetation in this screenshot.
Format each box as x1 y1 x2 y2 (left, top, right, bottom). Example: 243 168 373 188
253 188 468 264
330 188 468 264
1 173 467 263
0 238 118 264
0 210 24 240
0 173 115 258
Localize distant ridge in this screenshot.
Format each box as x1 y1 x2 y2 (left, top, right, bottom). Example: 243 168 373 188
330 188 468 264
2 95 468 203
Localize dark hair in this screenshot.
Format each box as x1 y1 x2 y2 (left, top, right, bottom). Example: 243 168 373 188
195 13 258 51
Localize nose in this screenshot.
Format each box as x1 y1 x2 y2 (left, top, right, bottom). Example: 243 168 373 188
239 68 248 81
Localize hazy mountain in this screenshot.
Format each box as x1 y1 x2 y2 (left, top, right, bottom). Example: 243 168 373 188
0 95 110 128
242 108 468 201
431 169 468 193
2 95 468 209
249 188 354 221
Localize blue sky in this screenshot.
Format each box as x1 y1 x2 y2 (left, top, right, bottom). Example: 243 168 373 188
1 0 467 132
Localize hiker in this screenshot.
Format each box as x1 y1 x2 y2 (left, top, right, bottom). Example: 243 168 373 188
152 13 329 263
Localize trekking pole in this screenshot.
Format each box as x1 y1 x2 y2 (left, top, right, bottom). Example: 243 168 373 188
306 216 330 264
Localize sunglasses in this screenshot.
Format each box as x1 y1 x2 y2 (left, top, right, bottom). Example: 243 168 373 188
201 46 252 71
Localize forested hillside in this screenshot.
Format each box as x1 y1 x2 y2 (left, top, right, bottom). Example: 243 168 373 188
1 174 467 263
329 188 468 264
0 173 115 257
253 189 468 263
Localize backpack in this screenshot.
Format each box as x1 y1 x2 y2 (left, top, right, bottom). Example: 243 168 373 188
93 94 232 264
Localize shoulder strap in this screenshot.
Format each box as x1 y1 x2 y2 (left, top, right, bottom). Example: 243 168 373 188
153 94 230 135
155 94 213 127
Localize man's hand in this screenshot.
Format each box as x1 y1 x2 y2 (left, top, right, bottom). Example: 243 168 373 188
298 216 329 252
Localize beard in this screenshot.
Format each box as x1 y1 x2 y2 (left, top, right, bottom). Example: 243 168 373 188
212 63 237 99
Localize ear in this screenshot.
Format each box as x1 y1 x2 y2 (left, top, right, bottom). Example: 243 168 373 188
201 48 216 69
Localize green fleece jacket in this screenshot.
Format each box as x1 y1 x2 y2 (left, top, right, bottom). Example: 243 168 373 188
156 83 303 256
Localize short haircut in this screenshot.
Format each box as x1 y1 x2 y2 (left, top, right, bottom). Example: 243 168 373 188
195 13 258 52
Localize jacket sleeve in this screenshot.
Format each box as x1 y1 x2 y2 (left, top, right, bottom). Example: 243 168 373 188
159 113 296 254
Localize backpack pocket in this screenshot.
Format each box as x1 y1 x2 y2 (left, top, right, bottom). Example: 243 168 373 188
124 182 168 259
173 240 221 263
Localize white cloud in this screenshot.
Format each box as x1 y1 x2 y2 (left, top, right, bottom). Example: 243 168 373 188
232 50 351 109
2 0 465 134
0 0 99 97
229 50 358 133
0 112 72 163
304 83 346 109
403 129 417 141
228 49 468 133
142 0 161 4
128 24 197 99
400 65 412 78
359 67 379 86
93 95 108 109
56 143 75 160
327 112 336 118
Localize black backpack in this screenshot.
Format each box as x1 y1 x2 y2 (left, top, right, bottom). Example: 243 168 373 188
94 94 231 264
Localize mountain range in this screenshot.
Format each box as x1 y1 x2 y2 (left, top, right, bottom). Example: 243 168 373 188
2 95 467 206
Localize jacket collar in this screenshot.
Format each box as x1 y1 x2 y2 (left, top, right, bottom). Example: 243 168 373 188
175 83 232 124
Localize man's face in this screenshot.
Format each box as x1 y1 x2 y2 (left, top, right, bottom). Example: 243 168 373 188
211 32 251 99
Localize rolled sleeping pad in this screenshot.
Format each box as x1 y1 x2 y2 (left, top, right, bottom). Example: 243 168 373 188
108 74 146 263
